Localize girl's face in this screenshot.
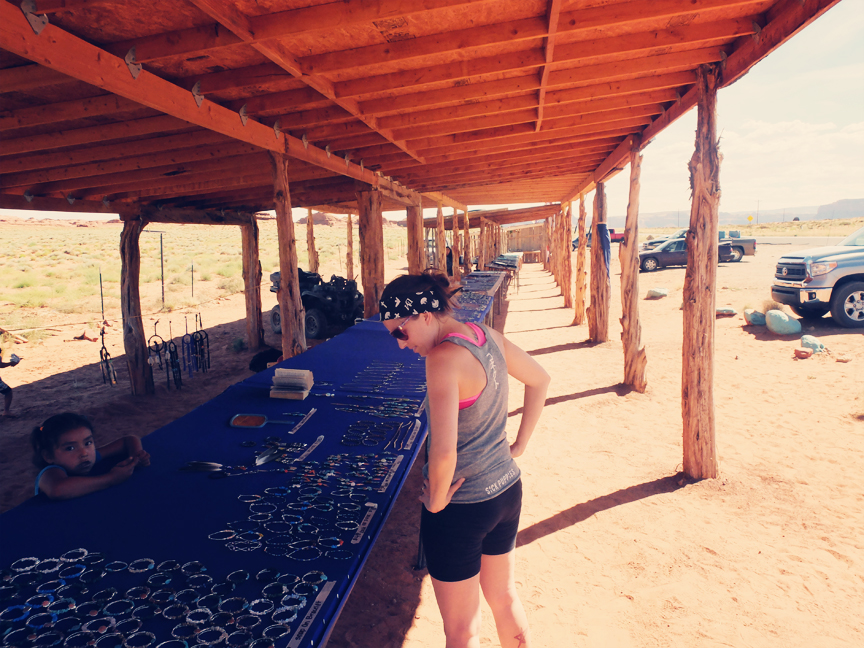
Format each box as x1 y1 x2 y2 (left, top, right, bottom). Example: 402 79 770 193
383 314 437 357
44 427 97 475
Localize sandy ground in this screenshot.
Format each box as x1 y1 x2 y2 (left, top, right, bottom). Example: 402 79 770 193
1 243 863 647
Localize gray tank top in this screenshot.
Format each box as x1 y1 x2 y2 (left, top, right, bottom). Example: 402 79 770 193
423 323 520 503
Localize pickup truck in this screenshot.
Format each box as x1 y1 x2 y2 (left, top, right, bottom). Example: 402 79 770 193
641 228 756 262
770 225 864 328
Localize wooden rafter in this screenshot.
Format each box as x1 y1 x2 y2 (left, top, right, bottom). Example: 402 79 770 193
185 0 426 164
536 0 563 132
0 2 419 201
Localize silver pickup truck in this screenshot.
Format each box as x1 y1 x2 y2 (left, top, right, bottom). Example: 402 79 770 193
770 226 864 328
642 228 756 262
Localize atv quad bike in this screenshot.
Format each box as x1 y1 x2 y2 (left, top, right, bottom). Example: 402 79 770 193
269 269 364 339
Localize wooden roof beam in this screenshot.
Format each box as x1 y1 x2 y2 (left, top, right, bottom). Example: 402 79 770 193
396 150 609 181
31 0 118 14
559 0 843 203
0 94 145 132
536 0 563 132
0 193 122 213
1 130 231 175
0 115 191 157
334 17 754 98
421 192 465 212
423 204 560 229
303 0 766 77
185 0 425 164
411 161 602 190
0 4 419 203
0 64 71 93
125 205 256 226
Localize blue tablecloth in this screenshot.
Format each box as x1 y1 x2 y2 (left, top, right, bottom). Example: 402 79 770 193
0 320 427 648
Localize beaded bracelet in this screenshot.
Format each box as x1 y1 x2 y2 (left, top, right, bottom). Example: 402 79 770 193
127 560 155 575
55 615 83 634
3 628 33 647
173 590 199 606
270 607 297 625
63 631 95 648
291 583 317 598
36 559 63 574
237 495 261 503
94 633 123 648
81 616 115 634
260 583 289 600
207 611 234 628
287 547 321 563
157 561 181 573
255 568 280 584
47 597 77 615
27 593 53 607
148 590 174 606
248 639 274 648
146 573 172 588
180 562 205 576
75 601 102 618
104 562 128 573
326 549 353 560
194 627 227 646
217 597 248 615
11 557 39 572
170 622 197 640
234 614 260 630
261 625 289 640
263 546 288 557
58 564 87 580
1 604 31 622
183 608 211 626
78 570 106 585
130 604 159 620
185 574 213 590
195 594 220 611
91 588 118 604
247 513 272 523
81 554 105 567
278 595 305 611
101 599 134 618
249 503 277 514
161 604 189 621
57 584 88 600
208 530 236 541
226 631 253 648
247 599 274 617
115 618 142 636
34 631 64 648
60 549 89 563
226 541 261 553
122 632 155 648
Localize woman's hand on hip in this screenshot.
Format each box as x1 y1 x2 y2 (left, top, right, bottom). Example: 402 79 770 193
420 477 465 513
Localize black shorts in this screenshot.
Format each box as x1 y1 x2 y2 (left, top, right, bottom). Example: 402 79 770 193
420 479 522 582
0 379 11 395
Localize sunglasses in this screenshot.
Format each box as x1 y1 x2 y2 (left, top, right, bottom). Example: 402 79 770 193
390 318 411 340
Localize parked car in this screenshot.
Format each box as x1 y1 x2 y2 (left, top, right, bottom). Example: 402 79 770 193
571 228 624 250
269 269 364 338
642 228 756 262
639 238 735 272
770 225 864 328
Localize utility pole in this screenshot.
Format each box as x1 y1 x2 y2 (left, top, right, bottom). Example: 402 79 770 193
756 200 760 225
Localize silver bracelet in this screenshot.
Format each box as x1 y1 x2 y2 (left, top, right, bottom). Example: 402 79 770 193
247 599 274 617
127 559 155 574
270 607 297 625
60 549 89 563
122 632 155 648
194 627 227 646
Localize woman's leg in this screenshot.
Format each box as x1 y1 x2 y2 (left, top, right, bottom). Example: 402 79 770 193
479 551 530 648
430 574 482 648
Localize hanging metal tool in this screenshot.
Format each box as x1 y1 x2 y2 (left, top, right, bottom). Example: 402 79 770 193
193 312 210 373
182 315 195 377
167 321 182 390
99 326 117 386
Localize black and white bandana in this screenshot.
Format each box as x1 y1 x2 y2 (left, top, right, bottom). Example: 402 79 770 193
379 290 443 320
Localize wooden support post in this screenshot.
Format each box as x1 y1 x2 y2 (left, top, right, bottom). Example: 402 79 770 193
435 200 446 271
462 208 471 274
119 217 154 395
356 189 385 317
562 203 573 308
306 208 319 274
620 148 648 392
573 196 588 324
450 207 462 282
240 218 264 351
682 65 721 480
479 218 488 270
587 183 610 342
346 214 354 280
269 151 306 359
406 199 424 275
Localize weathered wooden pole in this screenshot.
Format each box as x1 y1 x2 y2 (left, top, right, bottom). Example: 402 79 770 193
587 183 610 342
435 200 446 271
346 213 354 280
306 208 319 274
406 198 424 275
462 209 471 274
562 203 573 308
450 207 462 281
356 189 385 317
119 216 154 395
268 151 306 359
573 196 588 324
240 217 264 351
682 64 721 480
620 146 648 392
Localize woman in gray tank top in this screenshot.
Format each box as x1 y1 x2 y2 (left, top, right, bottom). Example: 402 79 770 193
380 270 550 648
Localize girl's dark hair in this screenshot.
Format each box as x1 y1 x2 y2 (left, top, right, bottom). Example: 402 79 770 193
31 413 94 468
380 269 456 316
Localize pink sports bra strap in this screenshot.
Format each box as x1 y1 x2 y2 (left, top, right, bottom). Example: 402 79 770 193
443 322 486 347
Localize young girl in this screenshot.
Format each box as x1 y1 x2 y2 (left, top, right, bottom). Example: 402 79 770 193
379 270 550 648
31 413 150 500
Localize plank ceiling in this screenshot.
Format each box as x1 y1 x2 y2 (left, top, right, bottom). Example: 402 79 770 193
0 0 841 217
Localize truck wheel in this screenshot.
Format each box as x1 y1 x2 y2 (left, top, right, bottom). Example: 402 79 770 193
270 305 281 334
789 305 829 320
729 246 744 262
305 308 328 339
830 281 864 328
641 257 658 272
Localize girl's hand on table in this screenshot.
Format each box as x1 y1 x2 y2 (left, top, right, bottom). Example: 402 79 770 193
134 449 151 467
108 456 139 484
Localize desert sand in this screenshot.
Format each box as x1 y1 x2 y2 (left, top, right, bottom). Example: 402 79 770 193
1 241 862 647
